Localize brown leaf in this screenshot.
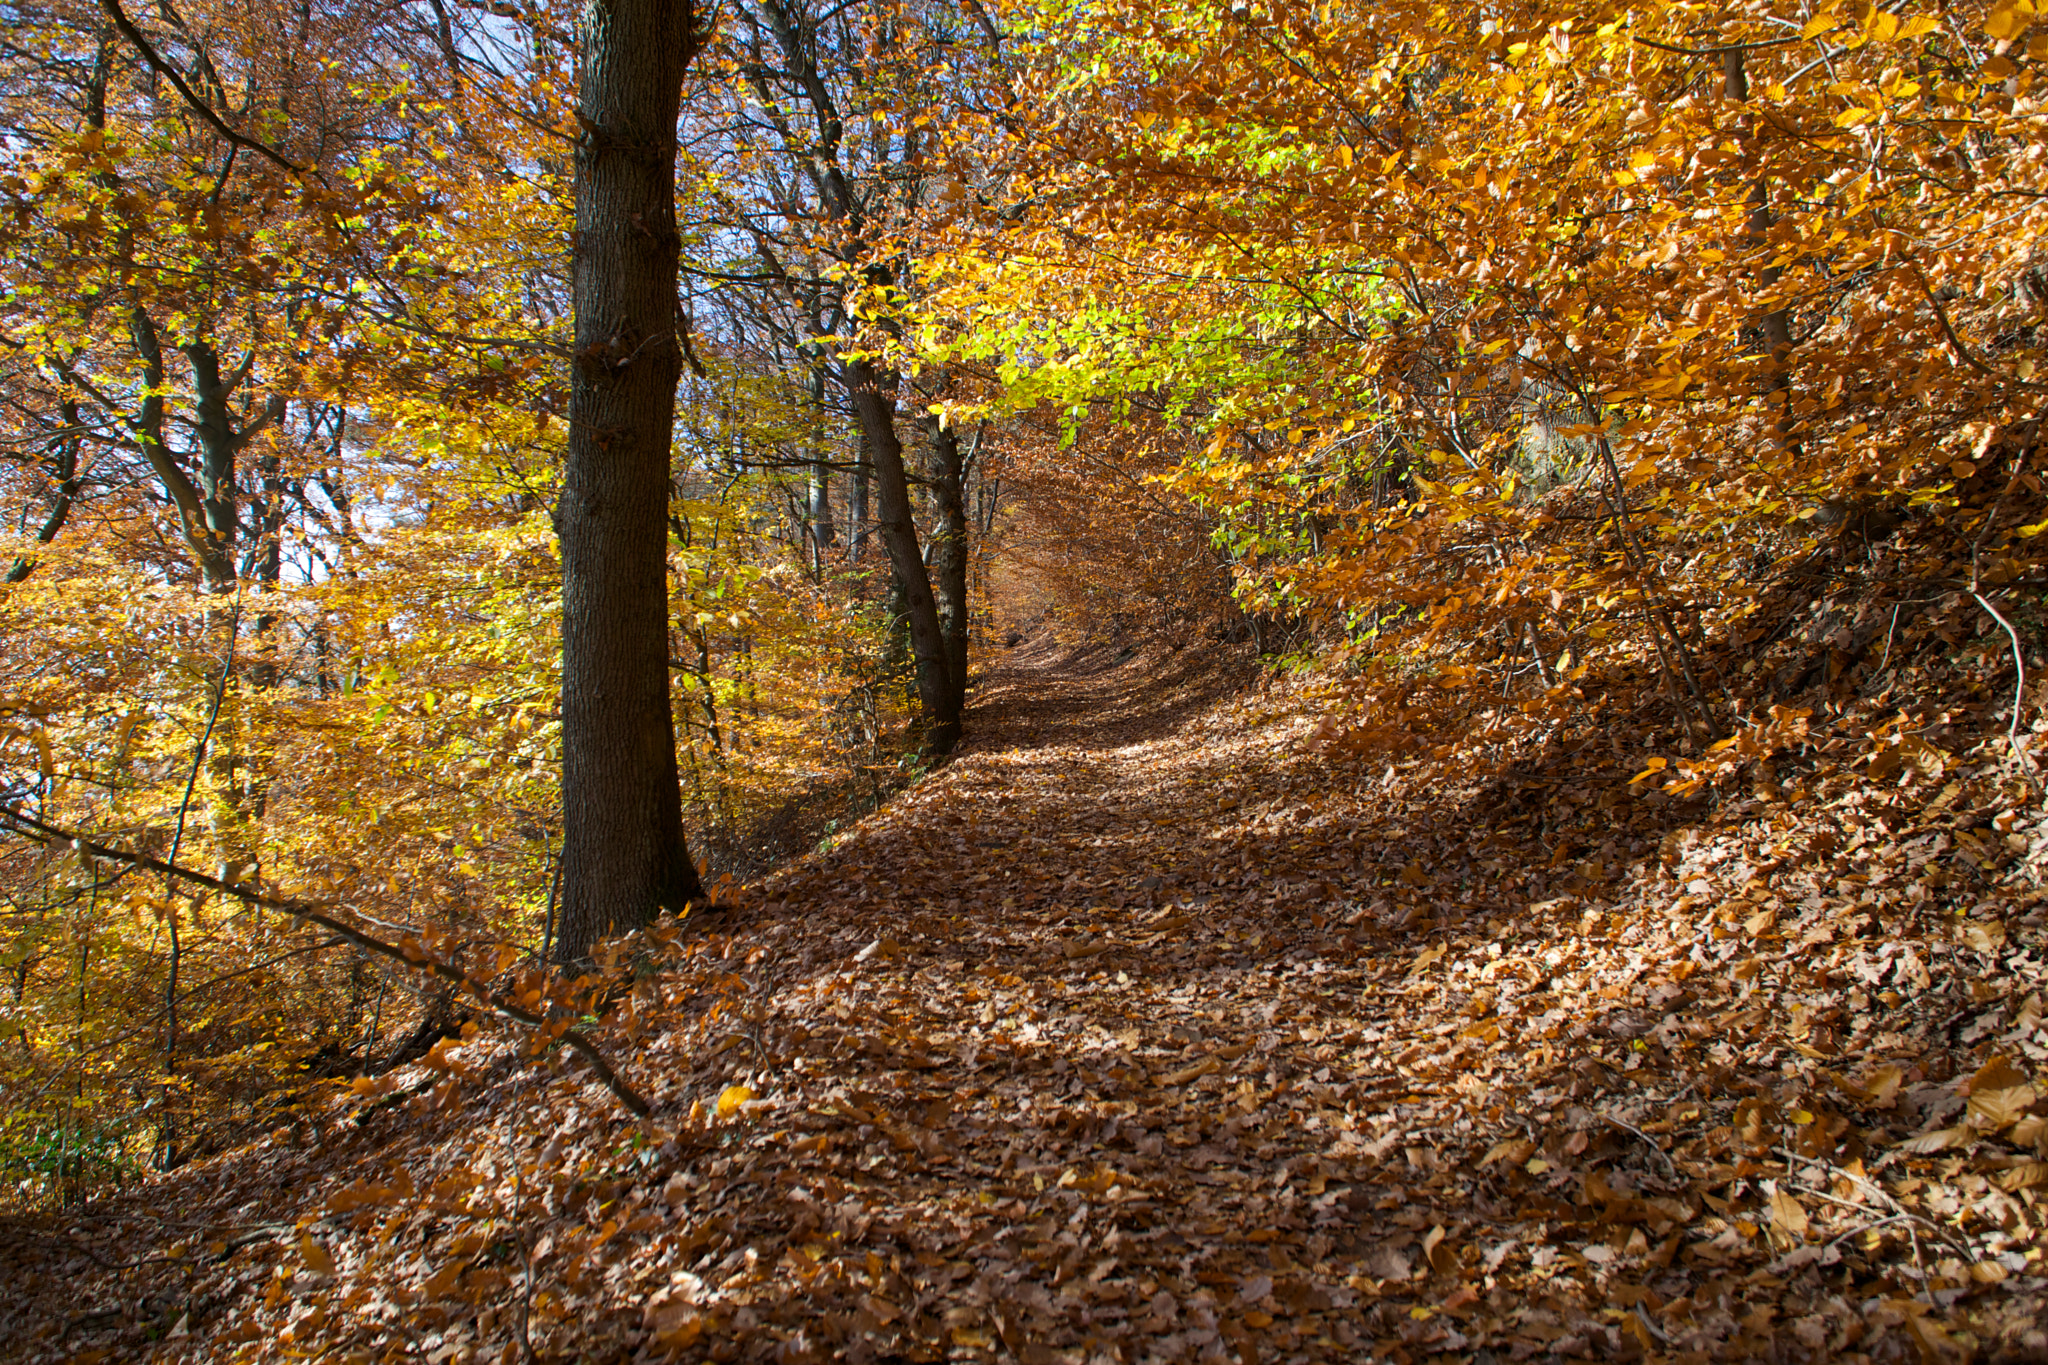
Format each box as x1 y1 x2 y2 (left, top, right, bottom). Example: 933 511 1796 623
1966 1057 2035 1132
1769 1186 1810 1239
1898 1125 1967 1154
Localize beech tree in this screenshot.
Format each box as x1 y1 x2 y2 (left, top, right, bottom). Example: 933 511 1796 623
685 0 1014 754
554 0 714 962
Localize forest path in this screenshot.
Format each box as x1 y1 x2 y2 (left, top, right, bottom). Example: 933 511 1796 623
18 635 2045 1363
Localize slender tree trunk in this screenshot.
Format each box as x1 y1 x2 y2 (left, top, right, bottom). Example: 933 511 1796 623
806 365 834 579
1722 50 1795 433
6 400 84 584
850 421 871 562
843 357 958 753
555 0 709 964
243 405 287 826
924 416 970 718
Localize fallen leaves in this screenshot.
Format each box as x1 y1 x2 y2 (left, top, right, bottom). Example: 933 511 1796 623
9 641 2048 1364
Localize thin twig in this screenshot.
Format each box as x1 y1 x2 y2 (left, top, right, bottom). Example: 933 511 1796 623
1825 1212 1933 1259
1602 1113 1681 1183
1972 591 2039 781
1967 452 2040 784
1778 1146 1975 1258
1633 33 1801 55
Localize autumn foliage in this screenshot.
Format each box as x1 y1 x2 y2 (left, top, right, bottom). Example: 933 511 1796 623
2 0 2048 1360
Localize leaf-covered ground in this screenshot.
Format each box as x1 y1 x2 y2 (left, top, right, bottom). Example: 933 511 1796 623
4 633 2046 1364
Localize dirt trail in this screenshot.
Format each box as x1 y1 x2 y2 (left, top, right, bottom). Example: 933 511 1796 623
8 637 2044 1363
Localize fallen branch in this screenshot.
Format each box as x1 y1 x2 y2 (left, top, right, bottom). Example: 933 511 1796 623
0 807 652 1117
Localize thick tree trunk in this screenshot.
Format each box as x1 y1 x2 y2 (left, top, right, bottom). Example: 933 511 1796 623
555 0 708 965
843 357 958 753
925 417 970 718
127 309 235 591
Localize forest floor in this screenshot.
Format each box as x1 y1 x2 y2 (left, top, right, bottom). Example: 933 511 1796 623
5 631 2048 1364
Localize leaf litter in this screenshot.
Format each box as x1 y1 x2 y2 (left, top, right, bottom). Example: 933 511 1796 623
3 632 2045 1364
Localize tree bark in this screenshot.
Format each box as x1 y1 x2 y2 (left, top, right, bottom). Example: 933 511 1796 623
924 415 970 718
6 400 85 584
1722 50 1795 429
844 357 958 753
850 420 871 561
555 0 709 965
806 366 834 578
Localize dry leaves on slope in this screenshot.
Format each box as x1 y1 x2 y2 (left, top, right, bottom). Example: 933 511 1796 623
9 639 2047 1364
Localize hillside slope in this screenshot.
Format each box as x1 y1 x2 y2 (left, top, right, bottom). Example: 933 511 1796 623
3 634 2044 1364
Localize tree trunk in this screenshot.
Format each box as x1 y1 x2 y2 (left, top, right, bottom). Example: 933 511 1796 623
555 0 709 965
843 357 958 754
850 420 871 562
6 400 84 584
1722 50 1795 431
806 365 834 578
924 416 970 718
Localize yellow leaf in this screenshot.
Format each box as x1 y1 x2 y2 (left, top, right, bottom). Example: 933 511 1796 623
1987 4 2028 39
716 1084 755 1119
1803 13 1841 38
1410 943 1446 974
299 1234 335 1277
